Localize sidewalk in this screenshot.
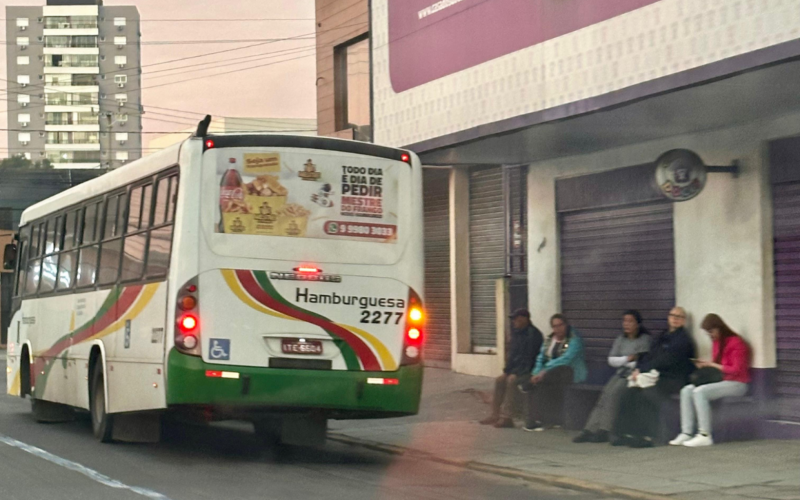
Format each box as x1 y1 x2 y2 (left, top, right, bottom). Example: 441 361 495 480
330 367 800 500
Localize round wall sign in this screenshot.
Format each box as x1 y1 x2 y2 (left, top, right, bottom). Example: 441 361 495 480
654 149 707 202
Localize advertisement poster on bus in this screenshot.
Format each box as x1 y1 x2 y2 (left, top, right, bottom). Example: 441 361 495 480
215 150 399 243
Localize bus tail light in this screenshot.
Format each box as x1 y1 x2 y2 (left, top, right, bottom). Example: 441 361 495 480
294 266 322 274
175 278 201 357
401 289 424 366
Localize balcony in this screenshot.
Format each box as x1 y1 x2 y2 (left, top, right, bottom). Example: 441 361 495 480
45 21 98 30
43 17 99 37
45 73 99 88
45 58 99 68
44 36 98 49
45 117 99 126
46 132 100 145
45 97 98 106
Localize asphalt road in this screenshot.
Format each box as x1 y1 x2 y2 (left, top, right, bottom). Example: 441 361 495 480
0 358 605 500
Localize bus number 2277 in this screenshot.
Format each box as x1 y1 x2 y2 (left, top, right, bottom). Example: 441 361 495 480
360 311 404 324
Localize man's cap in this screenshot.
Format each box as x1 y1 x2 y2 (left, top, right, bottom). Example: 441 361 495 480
509 308 531 319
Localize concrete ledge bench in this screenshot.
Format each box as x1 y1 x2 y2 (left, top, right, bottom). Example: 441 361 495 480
563 367 759 443
659 393 759 444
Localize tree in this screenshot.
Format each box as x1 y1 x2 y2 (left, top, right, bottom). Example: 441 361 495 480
0 155 53 170
0 154 32 169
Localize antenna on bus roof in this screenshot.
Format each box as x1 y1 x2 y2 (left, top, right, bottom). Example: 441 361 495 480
195 115 212 138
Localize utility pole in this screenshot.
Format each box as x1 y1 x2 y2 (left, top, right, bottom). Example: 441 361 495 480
105 112 114 171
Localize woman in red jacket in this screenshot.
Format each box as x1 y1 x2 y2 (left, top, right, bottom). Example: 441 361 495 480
670 314 751 447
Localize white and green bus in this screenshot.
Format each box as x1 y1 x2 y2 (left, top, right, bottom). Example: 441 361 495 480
3 122 425 445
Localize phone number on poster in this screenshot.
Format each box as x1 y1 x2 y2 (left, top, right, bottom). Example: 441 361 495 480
324 221 397 239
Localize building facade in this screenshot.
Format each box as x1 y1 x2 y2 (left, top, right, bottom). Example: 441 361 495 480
315 0 454 366
371 0 800 430
5 0 142 169
314 0 370 141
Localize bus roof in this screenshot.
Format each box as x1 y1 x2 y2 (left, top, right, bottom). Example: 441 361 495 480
205 134 411 163
18 133 415 227
19 139 185 227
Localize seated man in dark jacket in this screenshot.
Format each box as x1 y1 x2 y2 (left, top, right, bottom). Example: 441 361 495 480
613 307 696 447
480 309 544 428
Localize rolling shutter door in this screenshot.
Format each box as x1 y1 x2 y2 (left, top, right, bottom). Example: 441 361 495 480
423 169 451 365
772 181 800 422
469 167 504 349
560 202 675 362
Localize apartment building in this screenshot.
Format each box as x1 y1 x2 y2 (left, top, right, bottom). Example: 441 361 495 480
5 0 142 169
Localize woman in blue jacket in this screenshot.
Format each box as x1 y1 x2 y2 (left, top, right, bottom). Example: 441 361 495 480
521 314 587 431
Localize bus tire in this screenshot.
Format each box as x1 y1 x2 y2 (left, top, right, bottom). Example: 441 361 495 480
253 418 282 447
90 362 114 443
20 349 31 398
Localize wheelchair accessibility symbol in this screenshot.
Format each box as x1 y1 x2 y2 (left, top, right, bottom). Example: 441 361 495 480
209 339 230 360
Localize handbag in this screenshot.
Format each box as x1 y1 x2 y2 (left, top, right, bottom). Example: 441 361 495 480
627 369 659 388
690 366 723 386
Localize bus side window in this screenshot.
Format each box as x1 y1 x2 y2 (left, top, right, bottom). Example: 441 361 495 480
77 202 101 288
147 175 177 278
127 186 143 233
141 184 153 229
121 182 153 282
25 222 45 296
14 226 29 297
98 195 124 286
167 176 178 222
40 216 61 294
58 210 79 290
154 176 170 225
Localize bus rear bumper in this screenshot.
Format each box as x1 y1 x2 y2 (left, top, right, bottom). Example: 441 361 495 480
165 349 423 419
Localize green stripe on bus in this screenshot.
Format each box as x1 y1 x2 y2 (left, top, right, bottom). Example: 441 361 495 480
252 270 362 371
32 287 124 398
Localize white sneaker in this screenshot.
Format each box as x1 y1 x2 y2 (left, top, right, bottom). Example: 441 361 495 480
683 434 714 447
669 433 693 446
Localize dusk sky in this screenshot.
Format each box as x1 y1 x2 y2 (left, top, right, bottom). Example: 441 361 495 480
0 0 317 154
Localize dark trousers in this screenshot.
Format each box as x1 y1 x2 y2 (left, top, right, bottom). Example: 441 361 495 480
524 366 574 427
491 374 519 420
615 378 682 439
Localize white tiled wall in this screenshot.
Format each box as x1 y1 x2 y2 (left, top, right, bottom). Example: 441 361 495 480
373 0 800 147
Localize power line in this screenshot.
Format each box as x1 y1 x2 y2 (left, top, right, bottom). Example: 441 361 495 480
1 18 315 22
9 49 318 104
0 45 317 120
0 128 314 134
140 46 317 81
0 128 190 134
0 19 364 116
1 37 317 46
136 43 315 78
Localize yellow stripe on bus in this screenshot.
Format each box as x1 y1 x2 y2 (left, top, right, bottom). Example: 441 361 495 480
8 370 21 396
221 269 397 371
221 270 295 321
83 283 160 344
338 323 398 371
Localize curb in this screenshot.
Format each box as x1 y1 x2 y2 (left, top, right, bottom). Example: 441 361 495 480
328 433 677 500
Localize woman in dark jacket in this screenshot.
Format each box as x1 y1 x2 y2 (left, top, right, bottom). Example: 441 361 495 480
612 307 696 447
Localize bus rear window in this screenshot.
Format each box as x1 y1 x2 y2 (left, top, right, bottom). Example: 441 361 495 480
213 150 401 243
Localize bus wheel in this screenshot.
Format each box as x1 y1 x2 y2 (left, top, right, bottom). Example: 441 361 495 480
90 362 114 442
253 418 282 447
31 399 75 423
20 350 31 398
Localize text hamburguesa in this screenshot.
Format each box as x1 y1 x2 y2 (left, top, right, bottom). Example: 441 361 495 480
295 288 406 310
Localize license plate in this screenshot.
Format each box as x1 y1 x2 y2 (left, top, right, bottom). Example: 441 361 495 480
281 339 323 355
